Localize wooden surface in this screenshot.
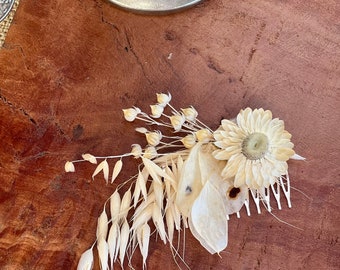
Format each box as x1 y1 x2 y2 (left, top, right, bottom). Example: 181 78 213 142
0 0 339 269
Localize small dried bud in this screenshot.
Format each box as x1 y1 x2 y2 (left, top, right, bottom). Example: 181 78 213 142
170 114 186 132
196 129 213 142
145 131 162 146
143 146 158 159
82 153 97 164
122 107 141 122
64 161 75 172
131 144 143 158
181 134 197 148
156 93 172 107
150 104 164 118
135 127 148 134
181 106 198 122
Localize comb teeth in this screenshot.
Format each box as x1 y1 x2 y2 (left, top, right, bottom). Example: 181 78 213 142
227 173 291 219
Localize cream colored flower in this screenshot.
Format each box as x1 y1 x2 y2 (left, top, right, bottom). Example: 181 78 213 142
145 131 162 146
131 144 143 158
150 104 164 118
181 106 198 122
181 134 197 148
156 93 172 107
213 108 295 189
143 146 158 159
122 107 141 122
195 129 213 143
170 113 186 132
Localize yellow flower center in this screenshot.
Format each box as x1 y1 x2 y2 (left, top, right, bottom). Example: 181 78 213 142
242 132 269 160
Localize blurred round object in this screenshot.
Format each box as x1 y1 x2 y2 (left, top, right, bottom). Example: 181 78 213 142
108 0 203 14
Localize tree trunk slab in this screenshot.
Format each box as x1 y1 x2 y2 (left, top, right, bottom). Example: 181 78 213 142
0 0 339 269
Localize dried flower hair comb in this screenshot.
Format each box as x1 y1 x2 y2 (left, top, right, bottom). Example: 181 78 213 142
65 93 305 270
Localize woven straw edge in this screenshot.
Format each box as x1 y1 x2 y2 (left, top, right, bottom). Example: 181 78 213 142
0 0 20 48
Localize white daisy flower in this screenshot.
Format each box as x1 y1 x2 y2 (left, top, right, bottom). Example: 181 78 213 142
212 108 295 189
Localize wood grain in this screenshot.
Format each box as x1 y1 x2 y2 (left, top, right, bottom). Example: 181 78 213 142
0 0 339 269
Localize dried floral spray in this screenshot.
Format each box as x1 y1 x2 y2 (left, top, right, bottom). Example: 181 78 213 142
65 93 305 270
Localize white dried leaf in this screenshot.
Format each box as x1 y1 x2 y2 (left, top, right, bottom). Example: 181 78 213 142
64 161 75 172
97 237 109 270
189 180 228 254
110 191 121 222
119 219 130 267
111 159 123 183
175 143 203 217
92 159 109 184
119 188 132 223
96 208 108 239
224 182 248 215
198 143 225 185
108 222 120 269
82 153 97 164
77 247 93 270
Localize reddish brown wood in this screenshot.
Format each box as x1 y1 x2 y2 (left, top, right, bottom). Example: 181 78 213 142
0 0 339 269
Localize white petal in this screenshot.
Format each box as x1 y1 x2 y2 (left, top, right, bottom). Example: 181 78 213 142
290 153 306 160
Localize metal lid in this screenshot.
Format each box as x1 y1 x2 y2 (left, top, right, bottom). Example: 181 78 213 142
108 0 203 14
